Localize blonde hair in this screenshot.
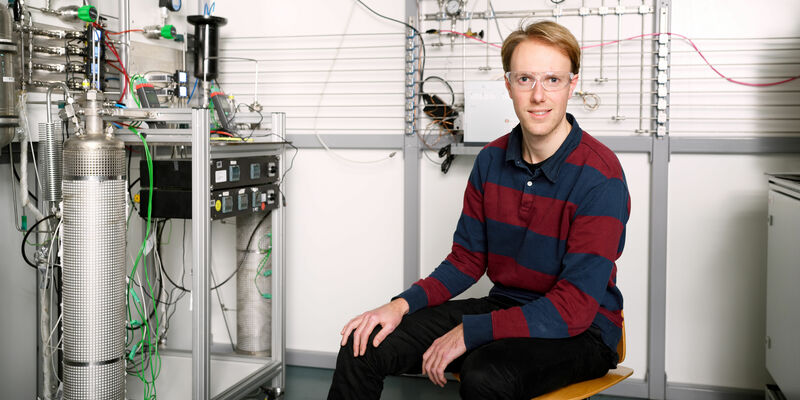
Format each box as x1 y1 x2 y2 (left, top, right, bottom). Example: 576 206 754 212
501 20 581 74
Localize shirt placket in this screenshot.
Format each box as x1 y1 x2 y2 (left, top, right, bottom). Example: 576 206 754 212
519 168 537 219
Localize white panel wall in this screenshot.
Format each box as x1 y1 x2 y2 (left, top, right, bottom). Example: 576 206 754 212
284 149 404 353
667 155 800 389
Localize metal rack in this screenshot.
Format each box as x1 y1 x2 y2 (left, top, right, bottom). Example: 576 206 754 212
118 109 288 400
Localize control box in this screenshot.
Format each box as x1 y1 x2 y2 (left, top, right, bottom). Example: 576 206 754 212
210 183 279 219
138 156 279 220
210 156 279 190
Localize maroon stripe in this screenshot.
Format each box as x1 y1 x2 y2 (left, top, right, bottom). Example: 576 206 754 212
597 307 623 328
418 278 452 307
608 264 618 287
546 280 599 336
491 307 530 340
446 243 487 281
486 253 557 293
462 181 485 223
567 215 624 262
565 135 624 180
484 182 576 239
486 134 509 150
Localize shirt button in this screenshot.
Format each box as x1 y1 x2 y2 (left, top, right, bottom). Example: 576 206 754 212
527 181 533 187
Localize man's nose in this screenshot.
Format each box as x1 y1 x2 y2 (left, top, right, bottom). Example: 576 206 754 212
530 79 546 103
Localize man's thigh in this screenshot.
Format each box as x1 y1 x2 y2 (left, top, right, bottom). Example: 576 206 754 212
372 297 511 375
459 330 616 399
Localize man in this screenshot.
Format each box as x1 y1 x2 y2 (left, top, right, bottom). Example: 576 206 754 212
328 20 630 400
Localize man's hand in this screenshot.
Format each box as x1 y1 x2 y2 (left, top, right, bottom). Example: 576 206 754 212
340 298 409 357
422 323 466 387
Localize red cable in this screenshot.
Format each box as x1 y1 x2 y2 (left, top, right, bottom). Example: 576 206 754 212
107 29 144 35
439 30 502 48
211 130 234 137
104 34 130 102
437 30 799 87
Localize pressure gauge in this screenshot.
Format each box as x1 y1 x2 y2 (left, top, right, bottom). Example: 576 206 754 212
444 0 462 16
159 0 181 12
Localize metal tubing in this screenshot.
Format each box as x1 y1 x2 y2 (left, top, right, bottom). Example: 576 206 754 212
119 0 131 105
191 107 211 400
46 82 70 124
270 111 286 390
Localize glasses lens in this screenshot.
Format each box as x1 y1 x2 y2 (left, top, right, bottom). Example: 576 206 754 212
507 72 572 91
541 73 570 90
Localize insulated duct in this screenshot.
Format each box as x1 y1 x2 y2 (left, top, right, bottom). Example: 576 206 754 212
61 90 126 399
0 5 19 148
236 212 272 356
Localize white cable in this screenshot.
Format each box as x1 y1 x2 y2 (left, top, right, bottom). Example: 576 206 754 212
16 92 45 221
312 1 397 165
29 135 42 194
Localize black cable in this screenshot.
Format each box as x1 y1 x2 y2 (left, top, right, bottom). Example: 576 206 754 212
421 76 455 106
126 147 140 213
159 220 189 293
355 0 426 89
235 102 264 140
211 210 272 290
20 214 58 269
126 219 167 331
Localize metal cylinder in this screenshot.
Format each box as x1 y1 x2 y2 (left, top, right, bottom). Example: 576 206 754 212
0 5 19 148
235 212 272 356
61 94 127 399
187 15 227 82
38 123 62 202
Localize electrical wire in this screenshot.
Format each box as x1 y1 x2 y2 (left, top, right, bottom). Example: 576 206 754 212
435 29 800 87
355 0 426 82
211 210 272 290
310 1 397 164
107 29 144 35
20 214 59 269
188 79 199 103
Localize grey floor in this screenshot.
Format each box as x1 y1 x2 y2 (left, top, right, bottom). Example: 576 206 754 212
278 366 631 400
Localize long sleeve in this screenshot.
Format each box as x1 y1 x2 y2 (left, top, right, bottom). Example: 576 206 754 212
395 152 491 314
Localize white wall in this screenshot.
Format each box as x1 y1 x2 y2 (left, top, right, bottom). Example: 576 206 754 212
4 0 800 396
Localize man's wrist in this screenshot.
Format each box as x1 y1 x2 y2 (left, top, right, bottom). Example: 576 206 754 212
390 298 410 316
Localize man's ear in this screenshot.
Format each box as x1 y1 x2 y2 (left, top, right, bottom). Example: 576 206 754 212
505 76 512 99
569 73 579 93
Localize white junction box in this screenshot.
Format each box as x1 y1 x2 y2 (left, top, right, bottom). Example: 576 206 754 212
463 80 519 144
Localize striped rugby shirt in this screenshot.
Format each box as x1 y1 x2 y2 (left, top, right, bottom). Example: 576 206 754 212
397 113 630 352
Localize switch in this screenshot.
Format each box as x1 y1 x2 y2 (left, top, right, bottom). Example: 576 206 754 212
229 165 240 182
250 163 261 179
238 193 249 210
221 196 233 213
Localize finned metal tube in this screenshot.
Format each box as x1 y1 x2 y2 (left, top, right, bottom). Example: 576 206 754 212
236 213 272 356
61 90 126 400
38 123 62 203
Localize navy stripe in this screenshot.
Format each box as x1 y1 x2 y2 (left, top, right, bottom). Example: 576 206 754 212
430 261 479 299
485 219 563 276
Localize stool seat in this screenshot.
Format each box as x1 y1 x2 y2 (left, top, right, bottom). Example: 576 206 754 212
531 366 634 400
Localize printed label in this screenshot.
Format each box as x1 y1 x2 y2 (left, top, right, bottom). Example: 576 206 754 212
2 76 14 83
215 170 227 183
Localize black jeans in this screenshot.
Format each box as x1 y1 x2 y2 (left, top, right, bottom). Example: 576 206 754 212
328 296 617 400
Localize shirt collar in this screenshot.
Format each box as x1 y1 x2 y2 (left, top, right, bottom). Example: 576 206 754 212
505 113 583 183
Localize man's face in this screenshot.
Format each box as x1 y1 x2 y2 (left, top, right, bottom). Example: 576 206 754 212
505 39 579 139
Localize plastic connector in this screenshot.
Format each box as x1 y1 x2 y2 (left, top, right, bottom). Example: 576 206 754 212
161 25 176 39
77 5 97 22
